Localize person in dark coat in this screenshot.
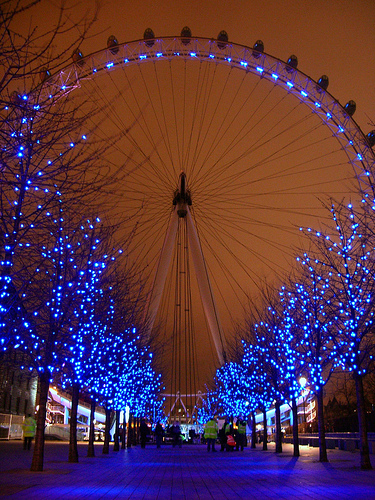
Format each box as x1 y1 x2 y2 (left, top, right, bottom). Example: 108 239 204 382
172 421 182 448
140 418 149 448
219 416 232 451
155 421 164 448
236 416 247 451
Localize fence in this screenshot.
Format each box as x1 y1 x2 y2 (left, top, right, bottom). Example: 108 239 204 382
44 423 88 441
0 413 24 440
283 432 375 454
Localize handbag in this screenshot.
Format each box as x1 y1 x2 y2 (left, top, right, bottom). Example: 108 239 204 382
227 434 236 446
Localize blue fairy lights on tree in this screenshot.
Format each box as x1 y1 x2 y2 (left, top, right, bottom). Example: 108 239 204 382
299 202 375 470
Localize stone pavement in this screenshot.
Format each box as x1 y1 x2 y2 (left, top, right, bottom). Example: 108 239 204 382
1 440 375 499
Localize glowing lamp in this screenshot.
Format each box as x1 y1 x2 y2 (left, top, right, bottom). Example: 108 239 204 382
107 35 119 55
217 30 229 50
181 26 192 45
299 376 307 388
344 100 356 116
144 28 155 47
252 40 264 59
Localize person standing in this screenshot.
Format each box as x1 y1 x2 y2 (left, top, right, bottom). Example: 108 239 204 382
172 421 182 448
155 421 164 448
219 416 232 451
139 418 149 449
204 416 218 452
22 413 36 450
226 417 235 451
236 416 247 451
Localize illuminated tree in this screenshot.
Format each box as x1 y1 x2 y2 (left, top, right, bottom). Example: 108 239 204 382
28 210 112 470
196 388 220 425
0 2 119 472
266 288 307 458
0 97 102 349
218 292 293 452
254 292 306 453
281 258 337 462
215 362 252 417
58 222 120 462
1 1 103 325
239 286 306 454
85 321 164 453
241 342 274 450
0 4 109 365
301 202 375 470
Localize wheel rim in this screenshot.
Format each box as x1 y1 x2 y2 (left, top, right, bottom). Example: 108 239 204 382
38 36 375 397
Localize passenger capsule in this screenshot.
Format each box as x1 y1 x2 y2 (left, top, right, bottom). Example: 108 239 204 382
217 30 229 50
344 100 356 117
72 48 84 66
252 40 264 58
367 130 375 148
107 35 119 54
317 75 329 91
10 91 21 105
181 26 192 45
39 67 51 84
286 55 298 72
144 28 155 47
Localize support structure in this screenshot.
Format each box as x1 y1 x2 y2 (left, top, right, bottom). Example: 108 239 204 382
165 390 205 421
144 172 225 366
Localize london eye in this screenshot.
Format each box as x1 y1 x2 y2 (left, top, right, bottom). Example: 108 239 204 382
38 29 375 421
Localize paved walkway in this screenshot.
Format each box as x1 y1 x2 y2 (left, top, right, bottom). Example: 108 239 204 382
1 441 375 499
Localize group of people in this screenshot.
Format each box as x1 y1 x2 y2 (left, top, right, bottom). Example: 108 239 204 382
142 417 247 452
140 419 183 449
204 415 247 452
22 412 246 453
111 415 249 452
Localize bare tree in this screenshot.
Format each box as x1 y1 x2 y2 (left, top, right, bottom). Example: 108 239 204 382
281 261 337 462
301 202 375 470
0 2 135 472
0 1 100 94
0 1 109 354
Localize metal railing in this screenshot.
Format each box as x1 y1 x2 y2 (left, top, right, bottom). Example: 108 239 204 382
0 413 24 440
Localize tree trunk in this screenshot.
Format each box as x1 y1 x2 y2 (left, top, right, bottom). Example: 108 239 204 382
68 382 79 463
134 416 139 445
87 397 96 457
113 409 120 451
102 407 111 454
127 414 132 448
317 386 328 462
133 417 139 445
262 410 267 451
275 400 282 453
251 411 256 448
292 396 299 457
354 373 372 470
31 369 50 471
121 409 126 449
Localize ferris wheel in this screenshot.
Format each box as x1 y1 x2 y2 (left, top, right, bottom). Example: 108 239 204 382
39 28 375 419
